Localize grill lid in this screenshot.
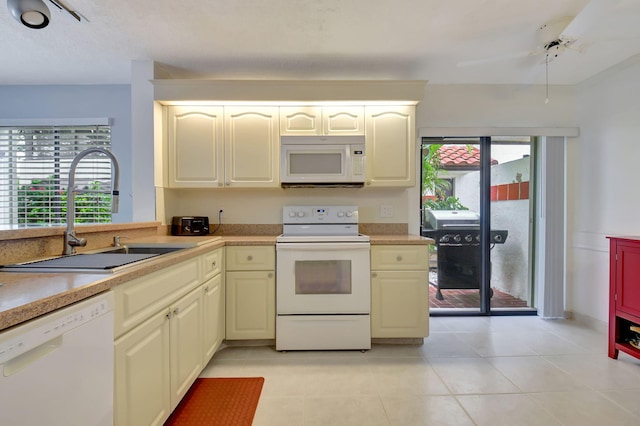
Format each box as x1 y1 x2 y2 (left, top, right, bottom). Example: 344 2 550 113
424 209 480 230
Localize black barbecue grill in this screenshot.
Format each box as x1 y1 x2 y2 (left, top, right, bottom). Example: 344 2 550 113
421 209 508 300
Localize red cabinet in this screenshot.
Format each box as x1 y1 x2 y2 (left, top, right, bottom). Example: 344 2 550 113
608 236 640 359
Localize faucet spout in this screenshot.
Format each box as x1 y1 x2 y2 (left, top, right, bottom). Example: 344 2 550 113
64 148 120 255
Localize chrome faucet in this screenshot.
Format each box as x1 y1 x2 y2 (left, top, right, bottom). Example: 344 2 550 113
64 148 120 255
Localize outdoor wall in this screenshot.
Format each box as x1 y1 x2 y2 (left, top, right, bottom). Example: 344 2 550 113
0 85 133 223
568 55 640 323
443 156 531 301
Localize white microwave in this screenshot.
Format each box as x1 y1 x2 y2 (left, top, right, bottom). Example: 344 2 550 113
280 135 366 188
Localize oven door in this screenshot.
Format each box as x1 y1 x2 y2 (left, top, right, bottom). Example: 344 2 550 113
276 242 370 314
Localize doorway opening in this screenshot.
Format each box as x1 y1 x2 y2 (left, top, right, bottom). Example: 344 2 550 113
421 136 537 315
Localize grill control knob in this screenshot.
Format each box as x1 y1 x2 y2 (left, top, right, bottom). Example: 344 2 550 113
453 234 462 243
440 235 450 243
494 234 503 243
465 234 473 243
476 235 481 242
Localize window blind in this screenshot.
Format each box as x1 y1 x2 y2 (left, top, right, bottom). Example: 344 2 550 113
0 125 113 228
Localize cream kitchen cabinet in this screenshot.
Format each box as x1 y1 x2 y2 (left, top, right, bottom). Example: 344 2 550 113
114 246 224 426
202 247 224 362
114 286 203 426
166 106 279 188
280 106 365 135
223 106 280 187
225 245 276 340
167 106 224 188
364 105 416 187
370 245 429 338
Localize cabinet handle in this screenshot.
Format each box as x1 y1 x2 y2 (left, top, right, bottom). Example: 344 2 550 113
397 256 403 262
372 272 378 278
247 255 253 261
166 311 172 320
218 182 223 187
204 287 210 292
225 181 230 186
173 307 180 316
268 272 274 279
211 260 217 267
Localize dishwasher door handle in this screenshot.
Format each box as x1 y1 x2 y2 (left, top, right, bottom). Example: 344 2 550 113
2 335 62 377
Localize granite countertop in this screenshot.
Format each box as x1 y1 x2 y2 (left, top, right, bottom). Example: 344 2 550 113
0 233 432 332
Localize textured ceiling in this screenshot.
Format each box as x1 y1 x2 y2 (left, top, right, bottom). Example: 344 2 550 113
1 0 639 85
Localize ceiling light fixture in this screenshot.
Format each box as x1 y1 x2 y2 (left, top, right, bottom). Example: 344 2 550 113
7 0 81 29
7 0 50 29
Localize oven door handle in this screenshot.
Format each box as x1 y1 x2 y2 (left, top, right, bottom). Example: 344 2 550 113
276 243 370 251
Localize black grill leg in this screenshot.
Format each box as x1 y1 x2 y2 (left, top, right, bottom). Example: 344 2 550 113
436 288 444 300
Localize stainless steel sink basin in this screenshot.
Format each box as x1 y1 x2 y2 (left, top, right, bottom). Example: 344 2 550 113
0 245 187 274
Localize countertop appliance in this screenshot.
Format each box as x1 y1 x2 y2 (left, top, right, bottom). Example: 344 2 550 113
421 209 508 300
280 135 366 188
276 205 371 351
0 291 114 426
171 216 210 236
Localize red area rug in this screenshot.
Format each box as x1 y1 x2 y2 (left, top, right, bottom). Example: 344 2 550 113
165 377 264 426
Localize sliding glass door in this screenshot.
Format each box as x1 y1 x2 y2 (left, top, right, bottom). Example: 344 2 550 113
421 136 536 315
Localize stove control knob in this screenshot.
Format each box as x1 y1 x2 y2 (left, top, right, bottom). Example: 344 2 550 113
440 235 450 243
297 211 305 217
453 234 461 243
476 235 481 242
346 211 353 217
337 211 345 217
465 234 473 243
288 211 297 218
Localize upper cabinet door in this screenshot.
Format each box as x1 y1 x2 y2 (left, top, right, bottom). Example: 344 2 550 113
280 106 364 135
365 106 416 188
167 106 224 188
323 106 365 135
224 107 280 188
280 106 322 135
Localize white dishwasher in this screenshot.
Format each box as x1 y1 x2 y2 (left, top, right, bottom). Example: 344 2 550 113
0 291 114 426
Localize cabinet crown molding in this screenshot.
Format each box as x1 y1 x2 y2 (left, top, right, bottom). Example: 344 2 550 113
152 80 426 104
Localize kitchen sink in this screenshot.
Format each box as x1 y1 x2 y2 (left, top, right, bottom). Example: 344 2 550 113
0 245 187 274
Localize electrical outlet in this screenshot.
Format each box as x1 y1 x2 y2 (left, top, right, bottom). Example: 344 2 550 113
380 205 394 218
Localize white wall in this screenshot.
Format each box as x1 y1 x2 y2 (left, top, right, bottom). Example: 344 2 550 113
568 55 640 323
0 85 133 223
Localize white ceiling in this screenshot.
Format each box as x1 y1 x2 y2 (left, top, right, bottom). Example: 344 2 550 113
1 0 640 86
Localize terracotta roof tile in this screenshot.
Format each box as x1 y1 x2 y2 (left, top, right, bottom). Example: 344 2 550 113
438 145 498 168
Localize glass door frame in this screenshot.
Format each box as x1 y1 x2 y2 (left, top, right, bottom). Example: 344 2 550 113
422 136 537 317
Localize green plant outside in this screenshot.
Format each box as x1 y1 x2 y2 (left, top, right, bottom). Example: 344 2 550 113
422 143 469 211
17 176 112 226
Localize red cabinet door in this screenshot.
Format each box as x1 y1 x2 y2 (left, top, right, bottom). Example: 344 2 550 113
616 242 640 318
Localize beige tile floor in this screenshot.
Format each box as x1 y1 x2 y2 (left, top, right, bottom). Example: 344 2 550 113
200 316 640 425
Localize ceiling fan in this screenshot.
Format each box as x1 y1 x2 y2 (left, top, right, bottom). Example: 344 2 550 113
456 0 618 102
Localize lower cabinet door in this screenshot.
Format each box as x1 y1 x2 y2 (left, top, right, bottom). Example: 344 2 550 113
371 270 429 338
170 287 204 410
114 309 171 426
226 271 275 339
203 274 224 362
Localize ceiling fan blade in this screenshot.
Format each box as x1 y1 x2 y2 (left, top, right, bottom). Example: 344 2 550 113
456 50 539 67
560 0 621 39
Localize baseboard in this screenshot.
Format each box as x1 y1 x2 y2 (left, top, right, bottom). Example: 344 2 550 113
563 311 607 333
372 338 424 345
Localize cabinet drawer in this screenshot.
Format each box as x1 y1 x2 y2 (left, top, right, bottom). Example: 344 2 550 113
226 246 275 271
202 247 223 281
114 257 201 338
371 245 429 270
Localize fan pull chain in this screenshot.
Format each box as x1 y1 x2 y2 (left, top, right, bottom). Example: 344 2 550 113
545 54 550 104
